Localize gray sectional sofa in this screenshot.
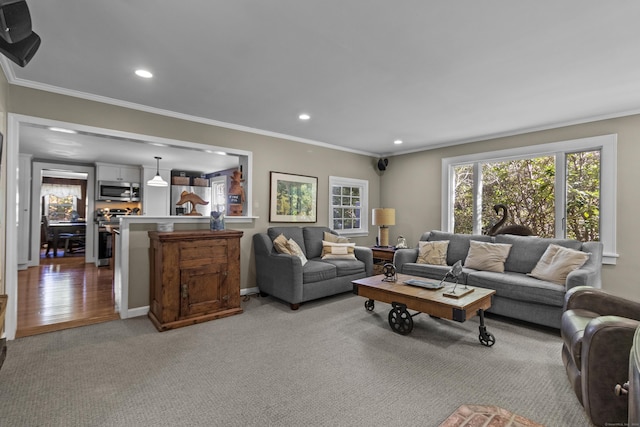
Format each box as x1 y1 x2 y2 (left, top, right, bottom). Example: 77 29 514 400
394 231 603 328
253 226 373 309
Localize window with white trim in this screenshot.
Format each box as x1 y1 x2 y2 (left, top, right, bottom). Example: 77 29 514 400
329 176 369 236
442 134 617 264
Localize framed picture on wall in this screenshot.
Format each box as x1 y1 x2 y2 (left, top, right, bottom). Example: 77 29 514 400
269 172 317 223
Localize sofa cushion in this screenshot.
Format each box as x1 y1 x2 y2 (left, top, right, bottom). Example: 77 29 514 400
303 226 333 259
287 238 308 266
494 234 582 274
321 241 356 260
529 244 590 285
401 262 472 284
402 263 451 280
268 227 306 256
317 258 365 276
303 260 337 283
466 270 566 307
272 233 291 254
427 230 492 265
464 241 512 273
417 240 449 265
323 231 350 244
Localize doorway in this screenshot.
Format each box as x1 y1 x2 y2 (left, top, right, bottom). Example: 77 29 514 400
15 163 117 337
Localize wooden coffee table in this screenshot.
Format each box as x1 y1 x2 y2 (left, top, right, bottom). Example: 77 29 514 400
352 273 497 346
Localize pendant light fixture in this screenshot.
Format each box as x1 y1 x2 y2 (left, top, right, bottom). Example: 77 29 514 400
147 156 168 187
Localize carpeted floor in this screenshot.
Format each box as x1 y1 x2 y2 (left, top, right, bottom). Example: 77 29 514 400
0 293 592 426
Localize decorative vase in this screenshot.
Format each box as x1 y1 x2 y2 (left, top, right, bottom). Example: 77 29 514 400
210 209 225 231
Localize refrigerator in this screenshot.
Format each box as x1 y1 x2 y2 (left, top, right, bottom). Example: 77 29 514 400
171 185 212 216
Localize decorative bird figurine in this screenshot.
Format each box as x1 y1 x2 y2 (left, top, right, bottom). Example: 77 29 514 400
176 191 209 216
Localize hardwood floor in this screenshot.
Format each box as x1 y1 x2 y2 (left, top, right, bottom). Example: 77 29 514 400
16 249 119 338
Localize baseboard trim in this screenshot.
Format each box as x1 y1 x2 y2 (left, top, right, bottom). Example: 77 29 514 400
126 306 149 318
126 288 260 318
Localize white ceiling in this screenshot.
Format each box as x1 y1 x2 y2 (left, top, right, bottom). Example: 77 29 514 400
5 1 640 162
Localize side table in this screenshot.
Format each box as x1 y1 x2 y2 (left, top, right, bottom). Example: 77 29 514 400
371 246 396 274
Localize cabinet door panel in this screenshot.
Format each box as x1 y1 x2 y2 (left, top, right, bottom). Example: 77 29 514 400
180 264 228 318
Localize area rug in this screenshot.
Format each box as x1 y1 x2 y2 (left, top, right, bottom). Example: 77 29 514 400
439 404 544 427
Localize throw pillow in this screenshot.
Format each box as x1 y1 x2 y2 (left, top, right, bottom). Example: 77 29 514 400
287 238 308 266
416 240 449 265
273 233 291 254
464 240 512 273
529 244 590 285
321 240 357 260
323 231 350 244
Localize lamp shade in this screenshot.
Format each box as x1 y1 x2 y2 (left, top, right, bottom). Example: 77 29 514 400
372 208 395 226
147 156 168 187
147 174 168 187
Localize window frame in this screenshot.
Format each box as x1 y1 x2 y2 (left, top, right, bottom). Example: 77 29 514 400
442 134 617 264
328 176 369 237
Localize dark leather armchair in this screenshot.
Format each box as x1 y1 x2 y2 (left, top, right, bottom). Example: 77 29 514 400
628 326 640 426
561 286 640 427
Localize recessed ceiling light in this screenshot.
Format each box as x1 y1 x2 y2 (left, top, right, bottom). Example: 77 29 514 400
48 127 77 134
298 113 311 121
135 69 153 79
394 139 403 145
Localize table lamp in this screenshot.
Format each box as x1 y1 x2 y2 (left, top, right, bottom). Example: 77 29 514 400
372 208 395 247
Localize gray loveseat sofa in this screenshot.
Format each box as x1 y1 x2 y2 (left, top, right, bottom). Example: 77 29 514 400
253 226 373 309
394 230 603 328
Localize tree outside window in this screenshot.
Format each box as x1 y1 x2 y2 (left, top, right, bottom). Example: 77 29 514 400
452 151 600 241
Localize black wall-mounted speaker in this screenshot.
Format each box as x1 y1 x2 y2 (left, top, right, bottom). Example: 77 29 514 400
0 0 38 67
377 158 389 171
0 0 32 43
0 29 39 66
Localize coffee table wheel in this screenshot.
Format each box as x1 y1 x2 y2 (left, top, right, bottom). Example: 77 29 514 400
479 326 496 347
388 303 413 335
364 299 375 311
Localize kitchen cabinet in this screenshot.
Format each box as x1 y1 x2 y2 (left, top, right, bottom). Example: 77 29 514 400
96 163 141 182
148 229 243 331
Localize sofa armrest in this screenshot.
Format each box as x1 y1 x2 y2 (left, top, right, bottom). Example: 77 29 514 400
564 286 640 321
581 316 640 426
354 246 373 276
253 233 304 302
566 241 603 290
393 248 419 273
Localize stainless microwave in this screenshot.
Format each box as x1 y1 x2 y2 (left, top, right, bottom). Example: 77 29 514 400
97 181 140 201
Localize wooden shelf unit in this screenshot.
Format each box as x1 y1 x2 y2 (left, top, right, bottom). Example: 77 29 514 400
148 229 243 331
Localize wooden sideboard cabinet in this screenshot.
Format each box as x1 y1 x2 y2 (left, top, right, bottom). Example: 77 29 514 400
148 229 244 331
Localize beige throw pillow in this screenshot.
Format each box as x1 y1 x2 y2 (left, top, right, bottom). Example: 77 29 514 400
323 232 350 244
321 240 356 260
287 238 308 266
416 240 449 265
273 233 291 254
529 244 589 285
464 240 512 273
